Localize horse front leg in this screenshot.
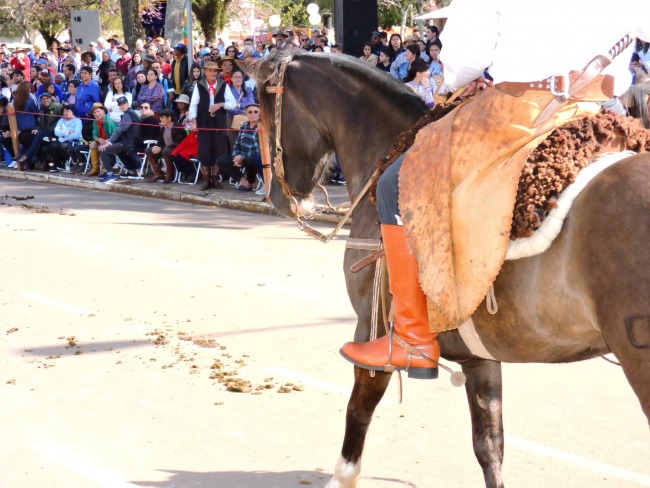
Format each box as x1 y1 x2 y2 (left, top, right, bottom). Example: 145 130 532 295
461 359 505 488
325 367 392 488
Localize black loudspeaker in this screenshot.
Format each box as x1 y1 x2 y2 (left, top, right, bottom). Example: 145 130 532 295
334 0 379 57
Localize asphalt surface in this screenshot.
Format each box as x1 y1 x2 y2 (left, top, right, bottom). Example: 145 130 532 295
1 178 649 488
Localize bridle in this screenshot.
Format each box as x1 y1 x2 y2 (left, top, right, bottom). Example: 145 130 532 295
263 54 376 244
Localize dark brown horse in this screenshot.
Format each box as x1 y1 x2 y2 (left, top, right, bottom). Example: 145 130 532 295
241 50 650 488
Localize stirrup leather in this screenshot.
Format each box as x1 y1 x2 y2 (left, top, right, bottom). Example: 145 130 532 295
383 324 439 373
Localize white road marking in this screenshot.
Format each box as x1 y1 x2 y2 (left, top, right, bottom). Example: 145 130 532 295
23 292 90 315
31 440 139 488
505 434 650 486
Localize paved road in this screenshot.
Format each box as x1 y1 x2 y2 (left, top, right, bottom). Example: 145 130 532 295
1 179 648 488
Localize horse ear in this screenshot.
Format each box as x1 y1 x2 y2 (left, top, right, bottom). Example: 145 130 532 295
235 57 276 84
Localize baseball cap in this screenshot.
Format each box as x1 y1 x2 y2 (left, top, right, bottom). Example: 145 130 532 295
40 68 50 75
116 96 129 105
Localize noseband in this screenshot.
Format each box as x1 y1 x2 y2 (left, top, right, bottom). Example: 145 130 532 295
264 54 375 243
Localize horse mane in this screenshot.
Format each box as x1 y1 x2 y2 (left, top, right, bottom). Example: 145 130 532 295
369 102 459 204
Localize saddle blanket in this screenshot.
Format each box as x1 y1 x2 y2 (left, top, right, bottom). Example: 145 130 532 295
505 150 636 260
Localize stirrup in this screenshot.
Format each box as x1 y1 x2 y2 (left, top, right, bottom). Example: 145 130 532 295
384 324 439 379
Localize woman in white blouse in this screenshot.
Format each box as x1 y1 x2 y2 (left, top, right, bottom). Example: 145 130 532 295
359 42 378 67
104 77 132 123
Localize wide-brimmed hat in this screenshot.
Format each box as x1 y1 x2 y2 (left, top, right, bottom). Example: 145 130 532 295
82 51 96 61
273 31 288 38
143 53 155 63
175 94 191 104
13 47 27 53
203 61 221 70
216 56 234 68
116 44 129 52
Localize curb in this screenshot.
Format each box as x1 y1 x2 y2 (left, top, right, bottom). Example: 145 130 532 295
0 169 348 225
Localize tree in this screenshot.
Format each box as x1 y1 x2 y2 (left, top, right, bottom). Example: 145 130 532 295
121 0 145 50
192 0 232 41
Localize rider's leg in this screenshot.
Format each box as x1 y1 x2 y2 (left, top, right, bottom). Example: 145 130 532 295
340 153 439 379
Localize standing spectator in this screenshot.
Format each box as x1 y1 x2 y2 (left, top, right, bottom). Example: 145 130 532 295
131 71 148 103
404 58 436 108
359 42 378 67
151 61 174 108
63 79 81 105
224 45 238 59
144 108 186 183
427 40 444 77
390 44 420 81
0 75 10 99
36 69 63 101
125 52 144 90
183 63 202 96
369 32 382 56
386 34 404 63
10 81 39 170
10 48 31 81
224 70 256 119
416 40 430 62
115 44 131 76
137 68 165 114
45 104 82 171
188 61 229 190
217 57 235 86
0 49 9 71
80 51 100 80
170 43 189 101
97 51 116 91
155 51 172 77
97 96 142 183
60 63 76 95
424 25 439 53
215 102 262 192
75 66 102 118
105 77 132 122
376 47 392 73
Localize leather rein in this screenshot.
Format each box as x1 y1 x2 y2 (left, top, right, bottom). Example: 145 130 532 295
264 55 376 244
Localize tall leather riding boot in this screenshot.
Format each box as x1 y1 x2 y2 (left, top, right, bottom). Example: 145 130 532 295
211 166 223 189
146 153 165 182
162 155 175 184
340 224 440 379
201 166 213 190
87 149 101 177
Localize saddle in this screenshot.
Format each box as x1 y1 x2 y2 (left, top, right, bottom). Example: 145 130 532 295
399 87 602 332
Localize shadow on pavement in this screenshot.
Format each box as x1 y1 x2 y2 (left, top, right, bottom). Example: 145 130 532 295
133 469 417 488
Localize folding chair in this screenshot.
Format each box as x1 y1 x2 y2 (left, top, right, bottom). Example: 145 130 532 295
174 157 201 185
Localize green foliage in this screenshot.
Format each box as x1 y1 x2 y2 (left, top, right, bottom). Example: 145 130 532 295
378 5 402 29
193 0 232 40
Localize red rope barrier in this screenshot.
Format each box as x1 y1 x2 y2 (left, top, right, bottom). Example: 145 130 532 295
7 109 257 133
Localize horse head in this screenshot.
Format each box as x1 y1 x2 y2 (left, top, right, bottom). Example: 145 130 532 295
238 49 428 220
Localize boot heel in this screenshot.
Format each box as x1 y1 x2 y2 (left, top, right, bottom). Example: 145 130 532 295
407 367 439 380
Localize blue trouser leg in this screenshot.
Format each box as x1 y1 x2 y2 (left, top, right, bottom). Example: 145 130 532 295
23 130 47 159
376 152 405 225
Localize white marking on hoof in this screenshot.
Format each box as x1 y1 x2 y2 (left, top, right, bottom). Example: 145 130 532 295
324 455 361 488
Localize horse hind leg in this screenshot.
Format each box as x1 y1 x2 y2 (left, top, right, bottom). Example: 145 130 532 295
461 359 505 488
325 367 392 488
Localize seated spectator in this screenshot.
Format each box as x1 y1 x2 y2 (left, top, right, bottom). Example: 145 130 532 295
416 40 430 62
71 103 117 176
359 42 378 67
45 104 83 171
64 79 81 105
105 77 132 123
404 58 436 108
174 93 191 129
14 92 62 168
0 74 10 99
131 71 147 103
97 96 142 183
390 44 420 81
386 34 404 63
427 40 443 78
145 108 186 183
215 102 261 192
138 102 161 142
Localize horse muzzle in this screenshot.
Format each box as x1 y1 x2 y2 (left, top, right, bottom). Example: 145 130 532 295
290 195 317 219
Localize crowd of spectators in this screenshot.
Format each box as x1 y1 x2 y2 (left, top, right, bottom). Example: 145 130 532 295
0 26 648 189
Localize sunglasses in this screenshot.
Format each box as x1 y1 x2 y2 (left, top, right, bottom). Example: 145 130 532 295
246 110 260 114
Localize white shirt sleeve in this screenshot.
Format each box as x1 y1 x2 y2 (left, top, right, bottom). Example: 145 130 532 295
189 86 199 121
439 0 499 90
